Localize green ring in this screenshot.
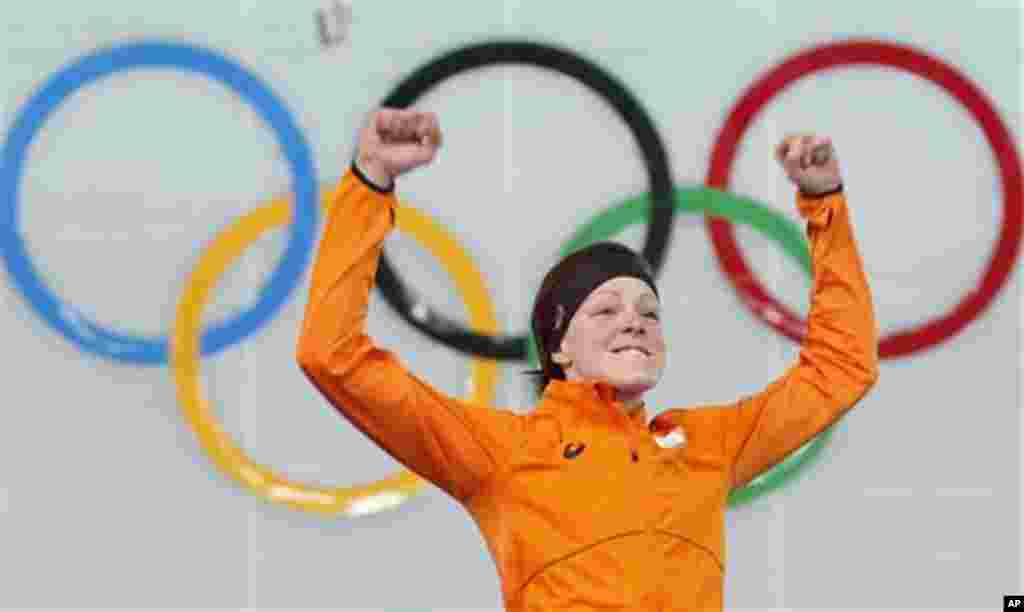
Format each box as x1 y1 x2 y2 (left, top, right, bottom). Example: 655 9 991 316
537 187 831 507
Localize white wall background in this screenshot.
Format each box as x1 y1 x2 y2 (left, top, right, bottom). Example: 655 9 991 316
0 1 1019 610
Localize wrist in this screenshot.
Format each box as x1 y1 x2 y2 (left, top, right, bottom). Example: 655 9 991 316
354 154 395 192
798 180 843 198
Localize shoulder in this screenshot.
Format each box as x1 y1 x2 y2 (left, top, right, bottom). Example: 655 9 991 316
462 401 576 448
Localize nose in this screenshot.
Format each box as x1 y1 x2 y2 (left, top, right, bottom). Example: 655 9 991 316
621 310 645 335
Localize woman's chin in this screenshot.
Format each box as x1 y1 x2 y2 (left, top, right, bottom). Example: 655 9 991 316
610 373 660 398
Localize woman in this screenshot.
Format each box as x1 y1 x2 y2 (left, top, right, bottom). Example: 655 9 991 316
296 108 879 611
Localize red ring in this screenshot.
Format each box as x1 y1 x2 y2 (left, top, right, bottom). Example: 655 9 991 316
705 39 1022 358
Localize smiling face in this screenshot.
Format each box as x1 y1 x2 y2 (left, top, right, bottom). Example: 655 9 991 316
557 276 667 403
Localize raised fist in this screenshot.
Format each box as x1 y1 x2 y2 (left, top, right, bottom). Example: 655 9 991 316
356 108 442 187
775 134 842 195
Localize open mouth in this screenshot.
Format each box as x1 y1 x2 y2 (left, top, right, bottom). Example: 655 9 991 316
611 346 651 357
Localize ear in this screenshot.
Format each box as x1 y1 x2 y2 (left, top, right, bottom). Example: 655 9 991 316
557 330 573 361
551 352 572 366
554 311 577 372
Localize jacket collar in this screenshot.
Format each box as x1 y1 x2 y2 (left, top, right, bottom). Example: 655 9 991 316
541 379 648 427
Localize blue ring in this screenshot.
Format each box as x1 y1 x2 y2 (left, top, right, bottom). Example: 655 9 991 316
0 41 318 364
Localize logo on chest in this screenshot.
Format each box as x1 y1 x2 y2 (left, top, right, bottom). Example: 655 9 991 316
653 426 687 449
563 442 586 459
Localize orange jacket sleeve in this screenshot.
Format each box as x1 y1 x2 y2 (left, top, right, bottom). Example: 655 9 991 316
295 168 519 503
704 188 880 489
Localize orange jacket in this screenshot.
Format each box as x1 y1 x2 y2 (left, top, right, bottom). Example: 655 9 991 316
296 168 879 611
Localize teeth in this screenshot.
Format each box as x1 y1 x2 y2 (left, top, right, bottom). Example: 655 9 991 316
615 348 648 356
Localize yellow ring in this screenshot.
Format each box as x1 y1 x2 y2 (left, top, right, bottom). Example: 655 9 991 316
170 180 500 516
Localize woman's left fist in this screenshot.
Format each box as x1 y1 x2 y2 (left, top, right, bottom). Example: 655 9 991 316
775 134 842 195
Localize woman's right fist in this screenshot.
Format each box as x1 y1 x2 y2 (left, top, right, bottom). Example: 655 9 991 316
356 108 442 187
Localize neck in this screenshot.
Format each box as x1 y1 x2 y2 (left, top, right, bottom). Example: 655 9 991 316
557 376 647 411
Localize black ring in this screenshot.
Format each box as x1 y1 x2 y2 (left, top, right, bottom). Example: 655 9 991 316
376 40 675 360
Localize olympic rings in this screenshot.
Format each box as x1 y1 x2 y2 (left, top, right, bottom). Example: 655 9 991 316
5 36 1019 517
0 41 318 364
373 41 676 360
562 187 827 507
706 39 1023 358
171 181 500 515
